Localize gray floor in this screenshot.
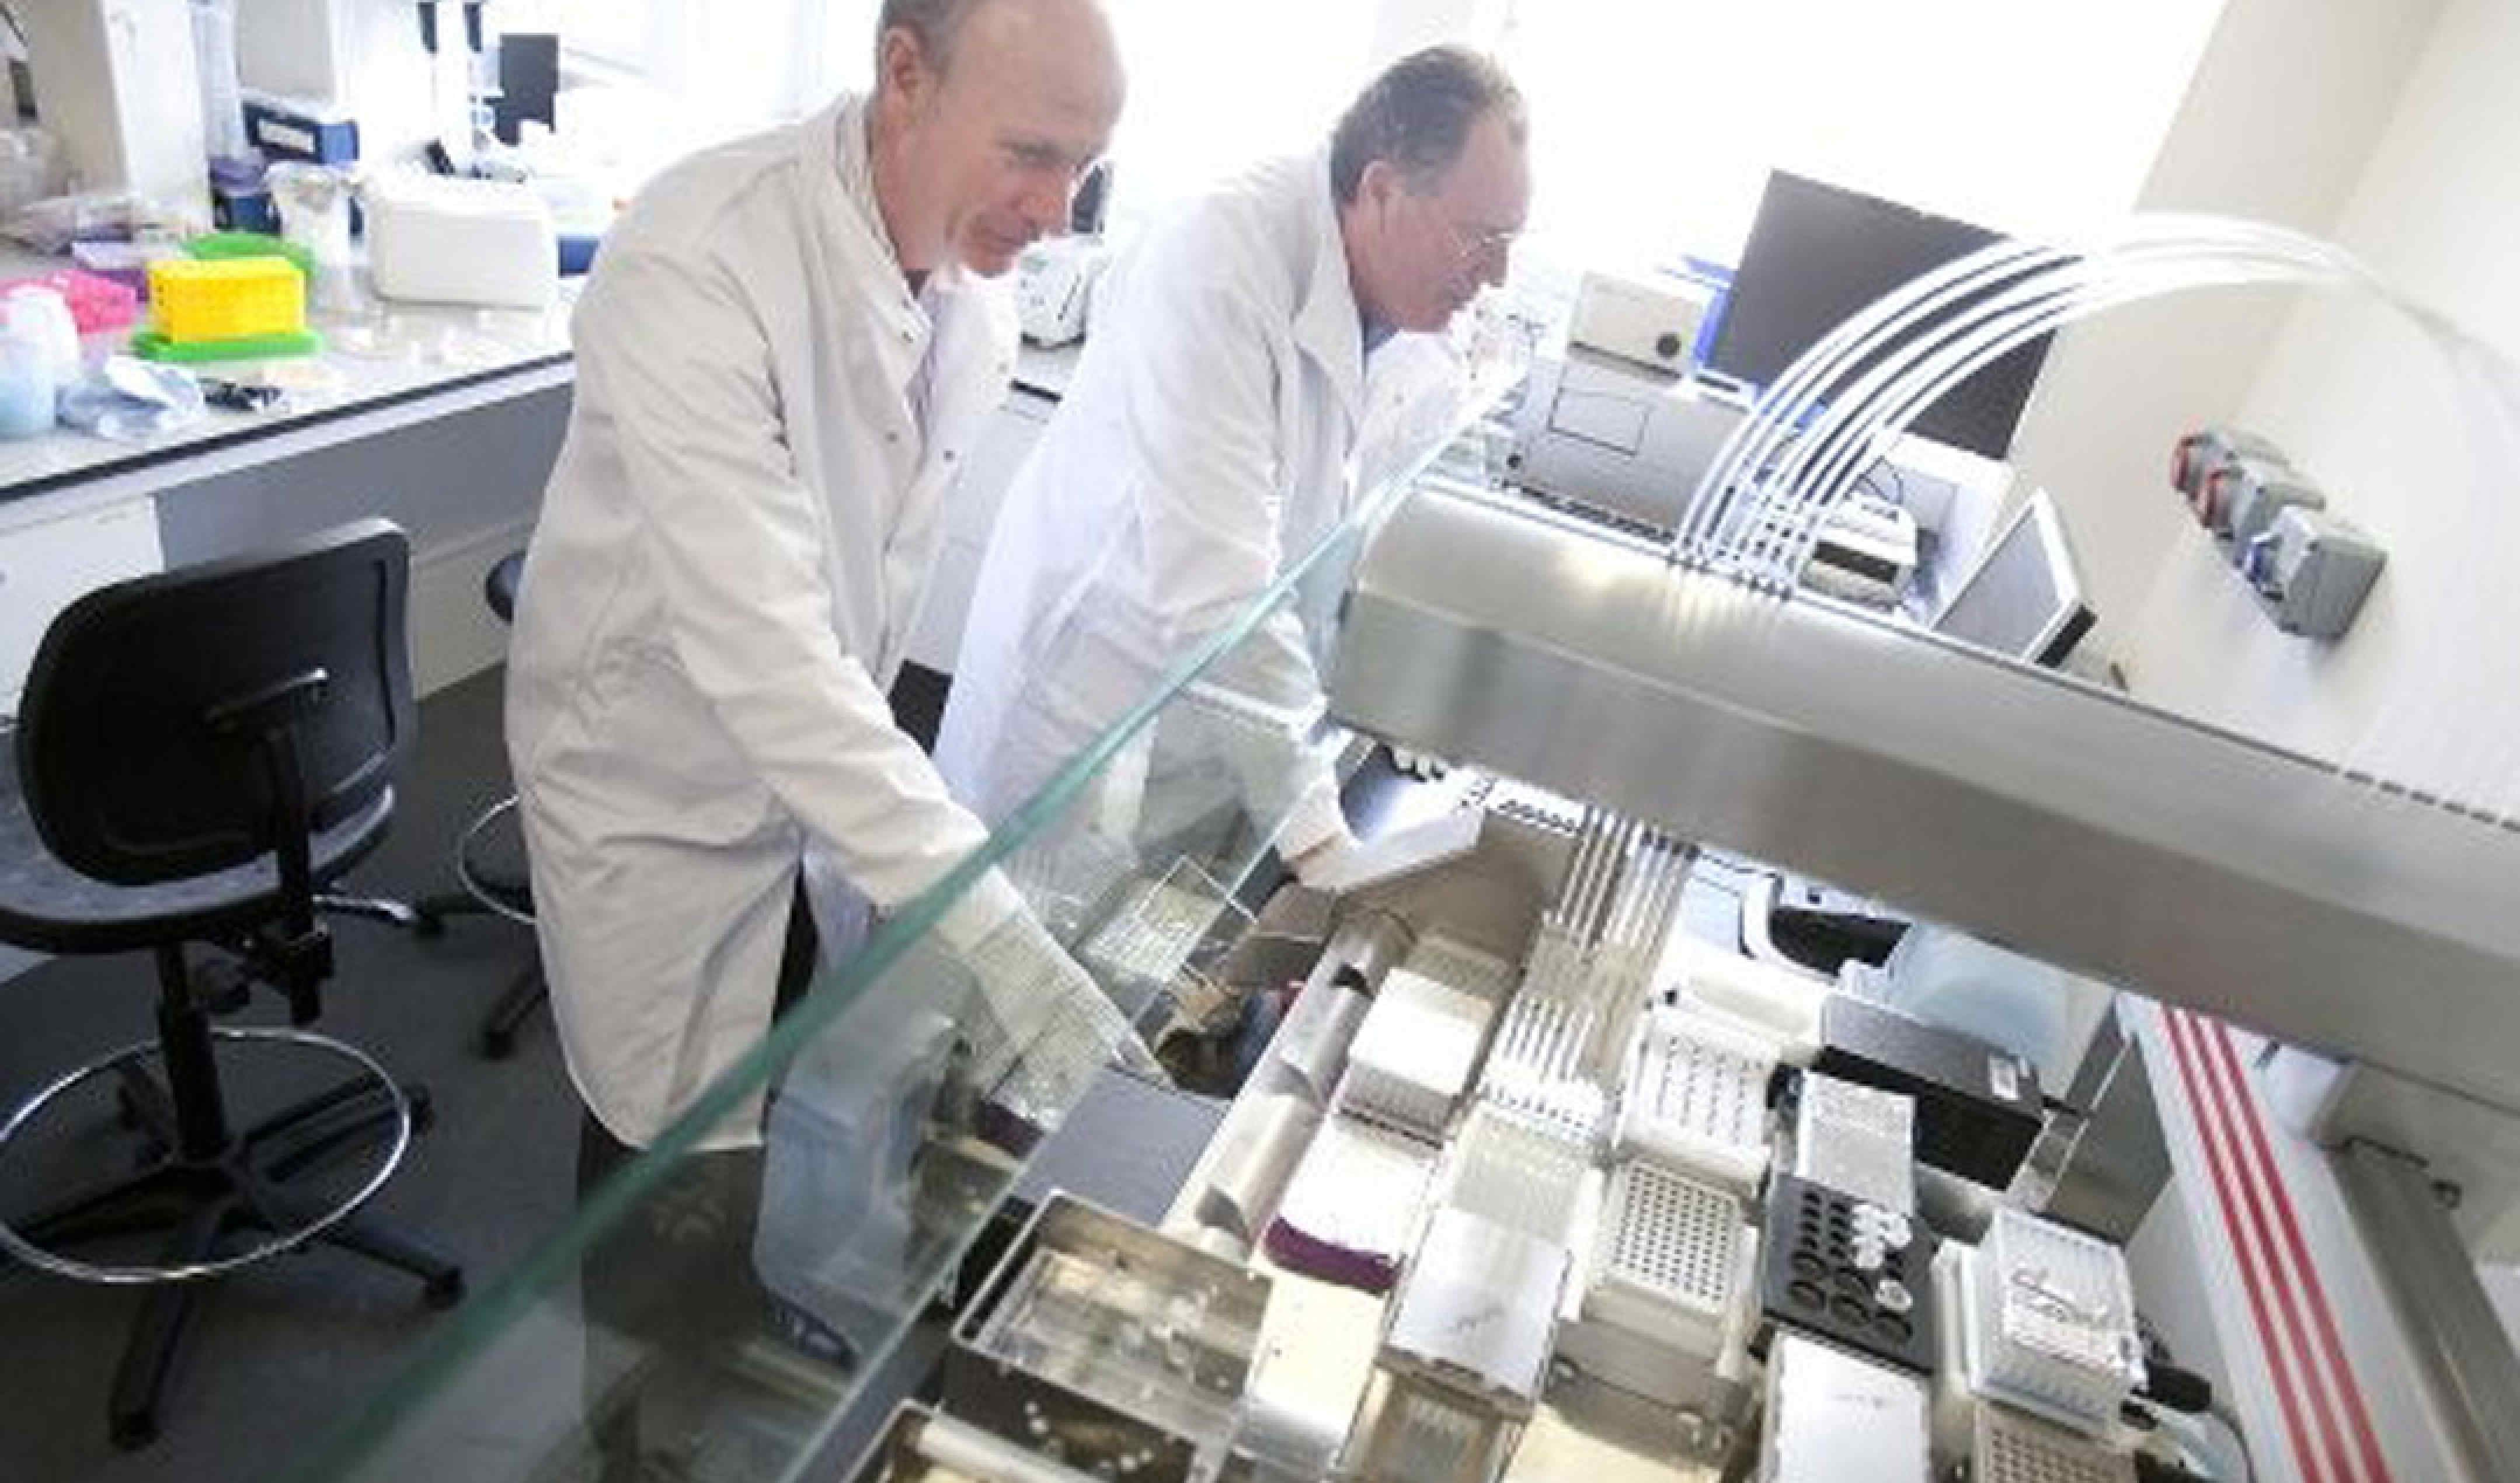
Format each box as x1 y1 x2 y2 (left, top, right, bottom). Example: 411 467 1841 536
0 660 1246 1483
0 667 586 1483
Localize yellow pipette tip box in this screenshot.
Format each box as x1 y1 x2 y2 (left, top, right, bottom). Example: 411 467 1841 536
147 256 308 345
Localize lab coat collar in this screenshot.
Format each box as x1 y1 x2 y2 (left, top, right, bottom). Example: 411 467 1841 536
803 93 966 378
1290 150 1368 426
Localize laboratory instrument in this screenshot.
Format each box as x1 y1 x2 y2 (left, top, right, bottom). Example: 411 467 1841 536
1015 237 1109 349
365 174 559 309
285 212 2520 1483
2246 504 2386 639
1566 267 1715 375
2170 424 2281 501
15 0 211 229
1929 487 2096 666
1801 488 1918 607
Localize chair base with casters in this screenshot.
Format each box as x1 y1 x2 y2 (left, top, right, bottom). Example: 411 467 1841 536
415 549 548 1060
0 519 464 1449
0 770 465 1450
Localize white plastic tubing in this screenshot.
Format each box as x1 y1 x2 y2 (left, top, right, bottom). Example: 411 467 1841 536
1679 216 2491 580
1675 214 2520 817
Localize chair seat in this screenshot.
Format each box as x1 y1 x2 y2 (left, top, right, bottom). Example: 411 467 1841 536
0 765 395 956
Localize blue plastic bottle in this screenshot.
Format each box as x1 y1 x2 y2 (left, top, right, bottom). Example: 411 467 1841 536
0 329 55 438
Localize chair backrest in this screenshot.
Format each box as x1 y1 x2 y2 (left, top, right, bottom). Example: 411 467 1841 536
15 520 413 886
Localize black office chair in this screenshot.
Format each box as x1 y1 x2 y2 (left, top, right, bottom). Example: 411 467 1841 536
0 520 463 1449
413 550 546 1058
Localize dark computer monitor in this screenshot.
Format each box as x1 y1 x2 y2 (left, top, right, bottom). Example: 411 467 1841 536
1710 171 2053 460
1931 489 2096 667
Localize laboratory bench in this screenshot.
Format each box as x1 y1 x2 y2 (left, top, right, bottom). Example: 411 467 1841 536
0 243 1084 716
0 243 577 711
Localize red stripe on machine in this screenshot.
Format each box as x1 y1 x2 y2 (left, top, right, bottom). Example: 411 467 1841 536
2162 1007 2334 1483
2180 1009 2362 1481
2199 1016 2395 1483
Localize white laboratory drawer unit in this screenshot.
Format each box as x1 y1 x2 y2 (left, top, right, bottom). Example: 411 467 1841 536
0 493 165 714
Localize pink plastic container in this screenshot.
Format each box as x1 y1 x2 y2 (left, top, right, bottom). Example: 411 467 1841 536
1 269 141 335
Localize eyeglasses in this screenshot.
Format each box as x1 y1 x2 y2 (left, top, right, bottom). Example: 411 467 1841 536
1439 215 1521 273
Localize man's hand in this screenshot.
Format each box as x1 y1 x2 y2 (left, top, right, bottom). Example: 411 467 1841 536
955 909 1166 1129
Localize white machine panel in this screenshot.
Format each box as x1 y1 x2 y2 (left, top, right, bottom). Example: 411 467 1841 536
1382 1207 1569 1417
1759 1332 1930 1483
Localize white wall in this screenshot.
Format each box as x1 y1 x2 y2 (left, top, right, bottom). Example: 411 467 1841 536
2006 0 2446 653
234 0 445 168
1368 0 1513 68
2106 0 2520 810
235 0 344 99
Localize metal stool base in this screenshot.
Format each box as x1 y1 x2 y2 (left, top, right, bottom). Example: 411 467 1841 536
479 963 548 1060
0 1028 413 1283
0 1028 462 1447
423 793 551 1058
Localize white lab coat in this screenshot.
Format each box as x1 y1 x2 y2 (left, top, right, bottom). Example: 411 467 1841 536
937 152 1416 857
508 96 1023 1151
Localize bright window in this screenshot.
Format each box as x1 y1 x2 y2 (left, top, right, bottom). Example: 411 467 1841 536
812 0 1379 221
1095 0 1377 218
1494 0 2226 273
513 0 2229 278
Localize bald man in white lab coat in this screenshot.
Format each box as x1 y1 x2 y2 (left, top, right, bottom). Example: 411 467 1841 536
507 1 1154 1460
510 0 1149 1170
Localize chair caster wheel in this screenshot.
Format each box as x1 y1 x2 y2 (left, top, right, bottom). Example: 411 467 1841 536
110 1408 158 1451
424 1270 465 1310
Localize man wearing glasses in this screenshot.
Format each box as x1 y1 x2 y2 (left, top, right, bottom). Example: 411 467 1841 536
937 46 1529 880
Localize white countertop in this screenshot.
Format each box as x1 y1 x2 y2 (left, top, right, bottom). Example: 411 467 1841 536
0 247 1089 507
0 248 579 503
